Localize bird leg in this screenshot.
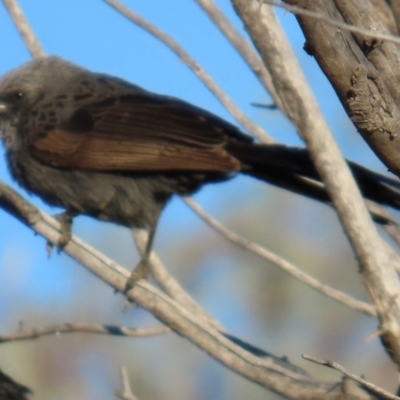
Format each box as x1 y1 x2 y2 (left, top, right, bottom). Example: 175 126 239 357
46 211 77 255
124 226 157 293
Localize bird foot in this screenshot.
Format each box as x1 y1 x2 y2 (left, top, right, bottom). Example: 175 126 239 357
46 212 74 256
124 258 151 293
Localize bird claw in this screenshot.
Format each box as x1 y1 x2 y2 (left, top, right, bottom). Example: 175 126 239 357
124 258 151 294
46 241 54 258
46 212 74 256
56 229 72 253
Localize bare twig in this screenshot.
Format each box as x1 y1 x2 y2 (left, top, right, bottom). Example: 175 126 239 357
131 229 224 331
116 366 139 400
184 197 376 316
103 0 271 143
1 0 44 58
303 355 400 400
364 329 384 342
0 323 170 343
0 179 378 399
194 0 284 111
263 0 400 45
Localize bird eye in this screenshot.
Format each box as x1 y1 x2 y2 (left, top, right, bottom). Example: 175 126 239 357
14 92 23 100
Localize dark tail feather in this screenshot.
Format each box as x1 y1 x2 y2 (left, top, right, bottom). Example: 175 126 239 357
227 142 400 222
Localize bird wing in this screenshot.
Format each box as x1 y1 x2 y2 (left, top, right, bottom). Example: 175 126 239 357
28 94 246 172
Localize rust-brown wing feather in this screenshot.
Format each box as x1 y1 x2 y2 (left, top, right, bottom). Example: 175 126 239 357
28 94 243 172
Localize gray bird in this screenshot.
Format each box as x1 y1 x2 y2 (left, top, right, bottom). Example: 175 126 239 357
0 56 399 291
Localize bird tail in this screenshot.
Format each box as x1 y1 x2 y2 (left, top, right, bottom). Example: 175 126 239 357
227 142 400 223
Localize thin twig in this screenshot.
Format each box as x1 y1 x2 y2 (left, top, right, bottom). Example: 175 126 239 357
184 197 376 316
103 0 271 143
131 229 225 331
303 354 400 400
0 323 170 343
263 0 400 45
194 0 284 111
1 0 45 58
116 366 139 400
0 180 334 398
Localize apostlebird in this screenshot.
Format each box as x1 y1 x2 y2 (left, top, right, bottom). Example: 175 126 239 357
0 56 399 291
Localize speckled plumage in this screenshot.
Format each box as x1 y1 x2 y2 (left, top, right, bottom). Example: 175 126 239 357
1 56 400 238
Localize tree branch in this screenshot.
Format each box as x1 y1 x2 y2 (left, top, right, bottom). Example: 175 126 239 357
116 366 140 400
1 0 44 58
232 0 400 366
131 229 225 331
303 354 400 400
103 0 271 143
0 179 383 399
0 323 170 343
194 0 284 111
262 0 400 44
184 197 377 316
